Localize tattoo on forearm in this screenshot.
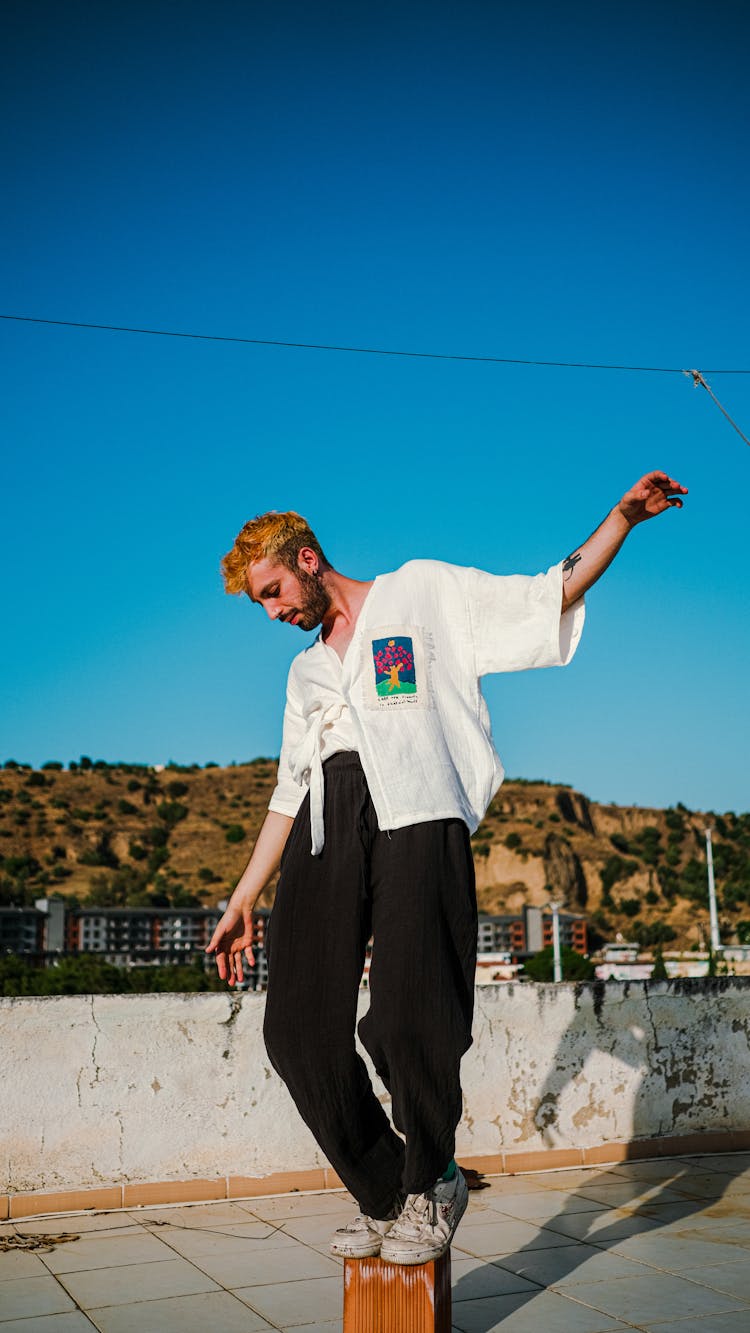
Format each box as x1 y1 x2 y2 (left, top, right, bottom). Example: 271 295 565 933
562 552 582 581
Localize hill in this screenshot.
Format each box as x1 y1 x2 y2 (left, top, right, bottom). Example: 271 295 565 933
1 760 748 951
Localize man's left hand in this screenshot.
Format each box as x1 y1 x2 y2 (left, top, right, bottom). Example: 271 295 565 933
618 471 688 527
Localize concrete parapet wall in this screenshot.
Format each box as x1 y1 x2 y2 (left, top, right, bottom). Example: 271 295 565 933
2 979 749 1201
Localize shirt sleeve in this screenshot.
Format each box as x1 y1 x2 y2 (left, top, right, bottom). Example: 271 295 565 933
268 668 308 818
465 560 585 677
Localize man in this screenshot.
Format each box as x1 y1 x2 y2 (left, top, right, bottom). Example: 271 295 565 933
207 470 686 1264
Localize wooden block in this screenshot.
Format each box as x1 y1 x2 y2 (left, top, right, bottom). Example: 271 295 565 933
344 1251 451 1333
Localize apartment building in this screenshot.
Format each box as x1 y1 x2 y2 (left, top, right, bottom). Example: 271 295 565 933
478 906 588 957
0 900 270 990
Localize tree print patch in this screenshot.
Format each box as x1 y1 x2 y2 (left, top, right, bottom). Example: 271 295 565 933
362 626 428 710
373 635 416 697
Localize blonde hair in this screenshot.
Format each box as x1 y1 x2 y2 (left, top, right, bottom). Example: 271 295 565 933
221 511 330 595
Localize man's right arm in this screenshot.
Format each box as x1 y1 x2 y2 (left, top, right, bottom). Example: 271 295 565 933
205 809 293 987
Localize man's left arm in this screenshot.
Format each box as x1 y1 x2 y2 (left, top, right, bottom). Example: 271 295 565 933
560 470 688 611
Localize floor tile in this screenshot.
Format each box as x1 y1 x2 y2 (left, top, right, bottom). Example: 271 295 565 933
680 1154 750 1173
674 1261 750 1301
451 1254 540 1300
243 1193 351 1222
139 1218 298 1259
669 1171 750 1200
575 1183 691 1210
459 1200 507 1224
486 1191 608 1222
57 1256 219 1309
702 1191 750 1215
612 1160 709 1183
535 1170 628 1192
0 1315 98 1332
192 1240 341 1287
86 1289 275 1332
633 1199 716 1225
563 1269 747 1324
674 1211 750 1242
132 1203 256 1227
0 1274 77 1320
0 1248 52 1281
311 1242 344 1264
648 1205 749 1233
542 1205 661 1244
638 1309 750 1331
451 1287 630 1332
234 1274 342 1327
453 1216 576 1257
275 1214 351 1247
41 1228 175 1274
289 1324 343 1333
473 1175 552 1198
7 1214 142 1236
496 1242 653 1288
609 1231 749 1271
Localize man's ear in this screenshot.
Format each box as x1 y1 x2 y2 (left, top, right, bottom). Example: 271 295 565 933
297 546 319 576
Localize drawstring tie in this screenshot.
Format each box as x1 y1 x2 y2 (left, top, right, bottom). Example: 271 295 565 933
288 700 347 855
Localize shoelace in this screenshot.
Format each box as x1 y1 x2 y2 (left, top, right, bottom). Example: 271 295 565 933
398 1187 439 1233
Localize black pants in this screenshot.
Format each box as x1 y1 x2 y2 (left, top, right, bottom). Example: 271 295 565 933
263 752 478 1220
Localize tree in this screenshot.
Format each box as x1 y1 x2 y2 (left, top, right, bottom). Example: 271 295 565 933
79 830 120 869
632 920 677 948
156 801 188 828
523 946 595 982
651 947 668 981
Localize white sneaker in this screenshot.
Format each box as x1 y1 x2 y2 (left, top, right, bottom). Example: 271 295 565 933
379 1168 468 1265
329 1211 398 1259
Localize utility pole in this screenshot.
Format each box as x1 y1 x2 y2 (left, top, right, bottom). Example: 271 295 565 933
550 901 563 982
705 827 721 955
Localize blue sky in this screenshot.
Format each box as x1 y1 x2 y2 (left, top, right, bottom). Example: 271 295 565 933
2 0 749 814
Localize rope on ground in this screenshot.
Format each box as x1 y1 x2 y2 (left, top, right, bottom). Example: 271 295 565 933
684 369 750 448
0 1231 80 1251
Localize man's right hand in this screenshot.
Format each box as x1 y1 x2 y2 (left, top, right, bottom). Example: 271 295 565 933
203 809 294 987
206 902 256 987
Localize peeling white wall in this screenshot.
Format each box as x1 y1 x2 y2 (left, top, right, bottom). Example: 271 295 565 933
2 979 749 1194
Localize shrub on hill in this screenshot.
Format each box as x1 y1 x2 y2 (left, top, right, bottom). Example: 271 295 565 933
600 855 638 895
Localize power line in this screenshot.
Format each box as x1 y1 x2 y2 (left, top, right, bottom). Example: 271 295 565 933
1 312 749 375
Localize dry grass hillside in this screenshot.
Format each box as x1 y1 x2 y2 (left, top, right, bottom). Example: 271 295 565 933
1 760 748 951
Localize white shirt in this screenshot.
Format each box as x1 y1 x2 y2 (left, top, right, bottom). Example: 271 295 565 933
269 559 585 853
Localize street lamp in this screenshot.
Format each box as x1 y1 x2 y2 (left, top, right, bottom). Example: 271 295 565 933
705 828 721 955
549 901 563 983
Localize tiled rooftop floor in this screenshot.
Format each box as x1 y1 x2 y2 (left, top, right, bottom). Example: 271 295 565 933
3 1153 750 1331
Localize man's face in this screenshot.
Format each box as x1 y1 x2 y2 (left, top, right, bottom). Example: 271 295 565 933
246 557 331 631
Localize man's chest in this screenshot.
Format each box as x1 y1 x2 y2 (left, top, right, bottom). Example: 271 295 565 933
323 624 357 663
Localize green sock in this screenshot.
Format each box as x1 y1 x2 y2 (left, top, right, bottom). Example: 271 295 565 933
441 1158 457 1182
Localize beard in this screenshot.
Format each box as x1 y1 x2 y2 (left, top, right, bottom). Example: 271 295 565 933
295 569 332 631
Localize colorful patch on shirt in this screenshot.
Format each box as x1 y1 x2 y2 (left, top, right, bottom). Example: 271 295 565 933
371 635 417 698
362 626 429 710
